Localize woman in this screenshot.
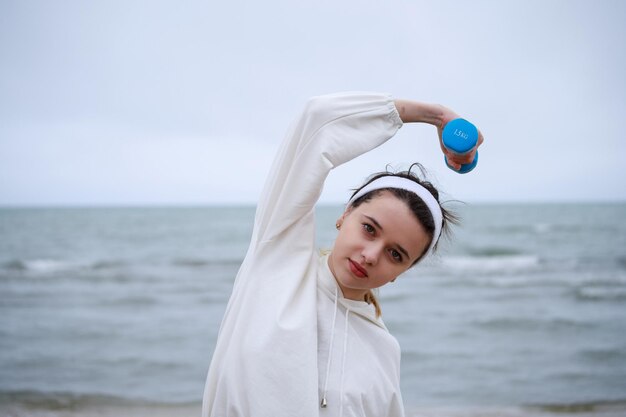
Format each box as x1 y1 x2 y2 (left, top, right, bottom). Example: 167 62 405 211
202 92 483 417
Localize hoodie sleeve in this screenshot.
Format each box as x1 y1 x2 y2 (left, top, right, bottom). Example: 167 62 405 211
249 92 403 249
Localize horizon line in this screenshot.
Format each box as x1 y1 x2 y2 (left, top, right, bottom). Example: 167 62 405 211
1 199 625 209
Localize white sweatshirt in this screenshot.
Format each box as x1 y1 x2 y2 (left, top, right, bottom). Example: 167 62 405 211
202 92 405 417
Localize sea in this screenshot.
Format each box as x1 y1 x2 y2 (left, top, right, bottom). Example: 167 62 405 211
1 203 625 417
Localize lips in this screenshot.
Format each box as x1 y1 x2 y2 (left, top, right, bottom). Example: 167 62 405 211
348 259 368 278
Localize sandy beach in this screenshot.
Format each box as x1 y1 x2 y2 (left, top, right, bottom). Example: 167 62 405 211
2 401 626 417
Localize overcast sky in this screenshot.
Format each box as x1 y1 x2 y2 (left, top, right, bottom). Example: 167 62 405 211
1 0 624 206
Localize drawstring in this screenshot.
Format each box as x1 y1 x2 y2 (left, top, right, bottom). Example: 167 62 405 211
320 288 339 408
339 307 350 417
320 287 351 413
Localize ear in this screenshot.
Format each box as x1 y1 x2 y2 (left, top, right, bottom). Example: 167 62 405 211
335 206 352 230
335 215 344 230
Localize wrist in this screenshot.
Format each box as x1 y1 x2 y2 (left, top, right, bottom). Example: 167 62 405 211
394 100 446 127
428 103 447 129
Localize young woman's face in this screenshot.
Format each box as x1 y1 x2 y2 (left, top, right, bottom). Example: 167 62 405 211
328 191 431 301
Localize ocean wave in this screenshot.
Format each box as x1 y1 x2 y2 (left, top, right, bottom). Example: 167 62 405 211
532 222 553 233
171 257 242 268
1 258 118 275
172 258 210 267
95 295 160 307
575 285 626 301
1 256 243 276
1 259 89 274
0 390 199 409
379 291 411 303
470 316 591 331
460 275 565 288
467 247 525 257
578 347 626 362
526 399 626 414
2 259 28 271
440 255 541 274
91 260 130 270
486 223 584 235
0 390 133 409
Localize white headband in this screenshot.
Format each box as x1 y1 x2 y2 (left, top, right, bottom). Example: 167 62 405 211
347 176 443 259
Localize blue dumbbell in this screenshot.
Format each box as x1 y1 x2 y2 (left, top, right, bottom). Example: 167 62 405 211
442 118 479 174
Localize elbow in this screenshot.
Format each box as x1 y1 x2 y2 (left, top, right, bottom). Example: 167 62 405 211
302 94 332 117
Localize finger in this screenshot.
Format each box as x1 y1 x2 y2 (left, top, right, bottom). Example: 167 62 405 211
445 153 462 171
448 150 475 165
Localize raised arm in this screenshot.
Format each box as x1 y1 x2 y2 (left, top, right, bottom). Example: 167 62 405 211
249 92 403 248
248 94 484 251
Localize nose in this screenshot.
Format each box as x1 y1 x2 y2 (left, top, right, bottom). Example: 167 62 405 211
362 242 383 266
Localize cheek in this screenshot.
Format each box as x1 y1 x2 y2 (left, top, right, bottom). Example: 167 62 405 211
333 228 350 252
337 223 359 245
380 263 409 281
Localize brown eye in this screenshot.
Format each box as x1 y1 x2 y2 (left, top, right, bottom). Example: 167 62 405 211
390 249 402 262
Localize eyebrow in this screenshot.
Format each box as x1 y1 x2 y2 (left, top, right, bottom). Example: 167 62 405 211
363 215 411 260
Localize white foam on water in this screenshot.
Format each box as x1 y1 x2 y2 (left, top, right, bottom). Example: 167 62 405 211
441 255 541 274
23 259 87 274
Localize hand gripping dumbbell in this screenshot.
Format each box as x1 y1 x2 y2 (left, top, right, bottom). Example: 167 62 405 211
442 118 479 174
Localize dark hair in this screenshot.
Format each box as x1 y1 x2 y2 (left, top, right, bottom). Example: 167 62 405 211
349 163 458 263
348 163 459 317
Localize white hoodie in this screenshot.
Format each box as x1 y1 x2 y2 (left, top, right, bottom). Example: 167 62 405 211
202 92 405 417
